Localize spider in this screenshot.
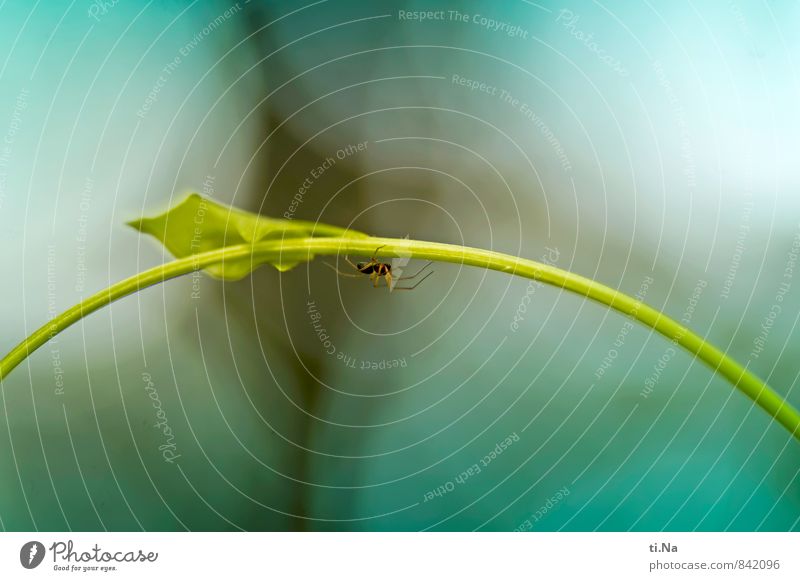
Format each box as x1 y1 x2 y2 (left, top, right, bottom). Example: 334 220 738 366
325 245 433 291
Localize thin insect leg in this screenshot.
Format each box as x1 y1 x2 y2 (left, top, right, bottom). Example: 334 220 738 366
395 261 433 281
323 261 363 278
390 270 434 291
344 255 360 271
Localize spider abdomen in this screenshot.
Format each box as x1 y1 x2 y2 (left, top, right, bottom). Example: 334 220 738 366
357 262 391 275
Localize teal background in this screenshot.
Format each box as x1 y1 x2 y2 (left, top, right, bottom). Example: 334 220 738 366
0 0 799 531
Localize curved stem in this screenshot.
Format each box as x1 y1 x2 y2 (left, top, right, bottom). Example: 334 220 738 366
2 236 798 440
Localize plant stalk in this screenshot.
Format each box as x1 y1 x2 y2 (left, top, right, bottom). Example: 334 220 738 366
2 236 798 440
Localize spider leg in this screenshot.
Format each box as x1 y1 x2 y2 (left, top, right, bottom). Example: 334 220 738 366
371 245 387 261
395 261 433 281
390 270 433 291
344 255 360 270
323 261 363 278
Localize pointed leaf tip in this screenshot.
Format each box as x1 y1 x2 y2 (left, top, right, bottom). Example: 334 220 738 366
129 193 367 280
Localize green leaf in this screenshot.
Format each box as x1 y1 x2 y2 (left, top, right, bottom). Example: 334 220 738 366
128 193 368 279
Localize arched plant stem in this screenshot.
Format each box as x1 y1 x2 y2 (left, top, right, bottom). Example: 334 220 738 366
2 236 798 440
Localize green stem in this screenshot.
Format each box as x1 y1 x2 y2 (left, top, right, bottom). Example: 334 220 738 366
2 236 798 440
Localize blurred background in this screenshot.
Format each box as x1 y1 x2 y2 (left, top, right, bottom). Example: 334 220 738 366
1 0 799 531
